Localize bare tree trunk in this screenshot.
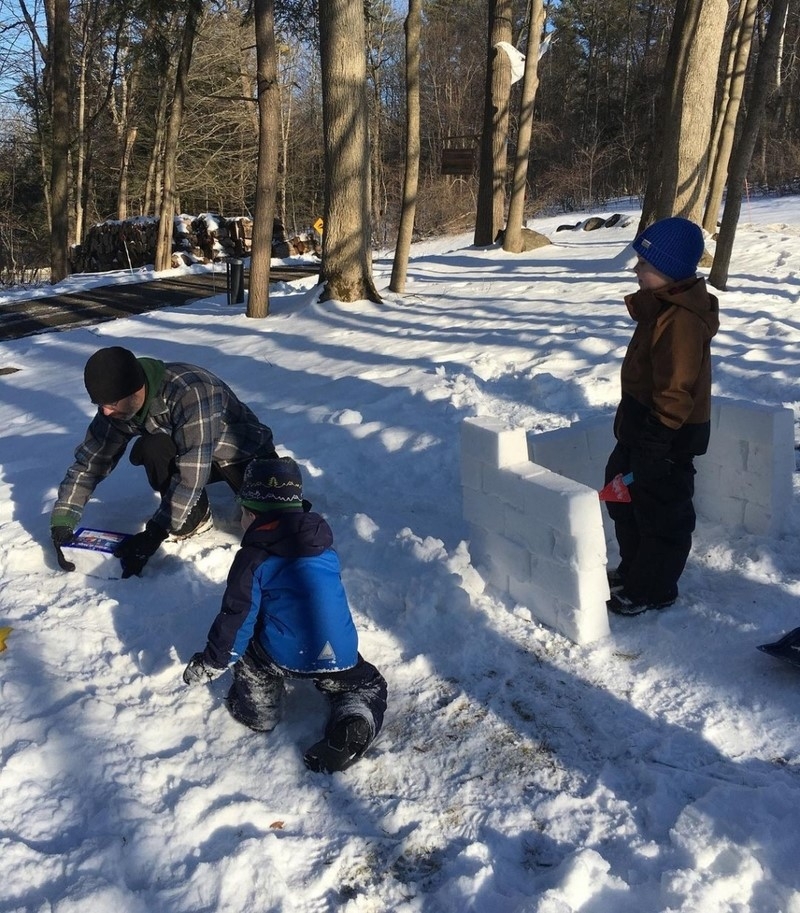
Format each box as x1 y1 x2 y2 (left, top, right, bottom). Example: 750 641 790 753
319 0 380 304
49 0 70 282
144 14 180 216
277 46 296 226
639 0 727 230
503 0 546 253
19 0 52 231
709 0 791 290
74 21 89 245
144 80 169 215
703 0 758 234
155 0 201 273
367 19 384 247
116 32 147 220
248 0 280 319
73 0 124 242
672 0 728 221
389 0 421 294
474 0 512 246
117 125 138 220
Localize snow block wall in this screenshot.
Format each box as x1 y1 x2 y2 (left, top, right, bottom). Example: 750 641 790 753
696 399 795 535
461 399 794 645
526 398 795 538
461 418 611 645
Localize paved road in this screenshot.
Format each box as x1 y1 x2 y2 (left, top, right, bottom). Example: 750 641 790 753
0 266 318 341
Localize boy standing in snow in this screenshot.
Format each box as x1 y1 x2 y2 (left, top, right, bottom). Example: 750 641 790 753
604 217 719 616
182 456 387 773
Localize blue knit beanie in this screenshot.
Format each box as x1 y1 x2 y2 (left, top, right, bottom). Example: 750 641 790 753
632 217 704 281
238 456 303 512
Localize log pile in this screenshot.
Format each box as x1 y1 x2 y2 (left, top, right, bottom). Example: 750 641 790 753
70 216 160 272
70 213 318 274
190 213 246 261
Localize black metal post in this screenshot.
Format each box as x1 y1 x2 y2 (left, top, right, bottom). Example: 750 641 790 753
226 259 244 305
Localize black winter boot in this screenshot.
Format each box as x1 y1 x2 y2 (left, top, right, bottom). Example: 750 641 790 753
303 717 373 773
171 490 213 540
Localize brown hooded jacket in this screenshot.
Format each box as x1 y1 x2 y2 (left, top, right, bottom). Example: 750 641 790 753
613 276 720 458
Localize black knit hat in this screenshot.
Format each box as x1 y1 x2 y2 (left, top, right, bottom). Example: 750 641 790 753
84 346 146 405
238 456 303 512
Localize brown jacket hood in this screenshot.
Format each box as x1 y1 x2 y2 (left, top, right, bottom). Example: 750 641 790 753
625 277 720 340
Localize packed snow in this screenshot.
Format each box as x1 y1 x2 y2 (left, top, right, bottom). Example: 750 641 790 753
1 196 799 913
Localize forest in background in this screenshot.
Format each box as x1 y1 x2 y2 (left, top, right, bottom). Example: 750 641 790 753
0 0 798 284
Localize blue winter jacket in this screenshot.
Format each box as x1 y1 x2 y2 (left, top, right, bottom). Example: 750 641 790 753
202 508 358 674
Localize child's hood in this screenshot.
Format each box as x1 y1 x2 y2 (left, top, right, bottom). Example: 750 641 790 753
626 277 720 339
243 510 334 559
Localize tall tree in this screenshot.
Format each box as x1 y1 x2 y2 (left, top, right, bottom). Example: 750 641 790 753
474 0 512 246
702 0 759 234
154 0 201 272
276 42 299 226
48 0 70 282
247 0 280 318
503 0 546 253
389 0 421 294
142 15 179 217
113 20 150 221
365 1 403 247
710 0 791 289
639 0 729 230
318 0 380 303
71 0 128 242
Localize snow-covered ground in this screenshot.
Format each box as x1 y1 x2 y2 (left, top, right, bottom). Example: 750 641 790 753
1 197 799 913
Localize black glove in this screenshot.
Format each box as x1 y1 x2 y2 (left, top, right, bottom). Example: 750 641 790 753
51 525 76 572
183 652 227 686
113 521 168 579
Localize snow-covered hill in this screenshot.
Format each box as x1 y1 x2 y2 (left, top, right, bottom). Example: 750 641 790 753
1 197 799 912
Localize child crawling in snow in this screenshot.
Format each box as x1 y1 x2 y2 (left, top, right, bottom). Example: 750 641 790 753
182 456 387 773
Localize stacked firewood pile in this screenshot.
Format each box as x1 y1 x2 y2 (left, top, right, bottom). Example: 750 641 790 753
190 213 249 261
70 216 159 273
70 214 318 274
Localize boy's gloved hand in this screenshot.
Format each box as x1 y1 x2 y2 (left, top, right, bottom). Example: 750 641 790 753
113 521 168 578
51 525 76 572
183 652 227 685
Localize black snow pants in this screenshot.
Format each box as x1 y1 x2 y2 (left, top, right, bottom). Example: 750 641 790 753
604 442 696 603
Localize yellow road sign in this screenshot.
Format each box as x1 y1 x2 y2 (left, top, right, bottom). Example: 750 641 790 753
313 217 324 234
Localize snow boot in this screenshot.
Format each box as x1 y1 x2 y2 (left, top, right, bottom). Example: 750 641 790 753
171 490 213 540
303 717 373 774
757 627 800 668
607 588 676 616
607 566 625 593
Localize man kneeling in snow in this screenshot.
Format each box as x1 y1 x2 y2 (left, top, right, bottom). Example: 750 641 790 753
50 345 278 578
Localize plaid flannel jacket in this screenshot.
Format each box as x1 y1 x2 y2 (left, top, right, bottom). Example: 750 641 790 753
52 360 274 532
